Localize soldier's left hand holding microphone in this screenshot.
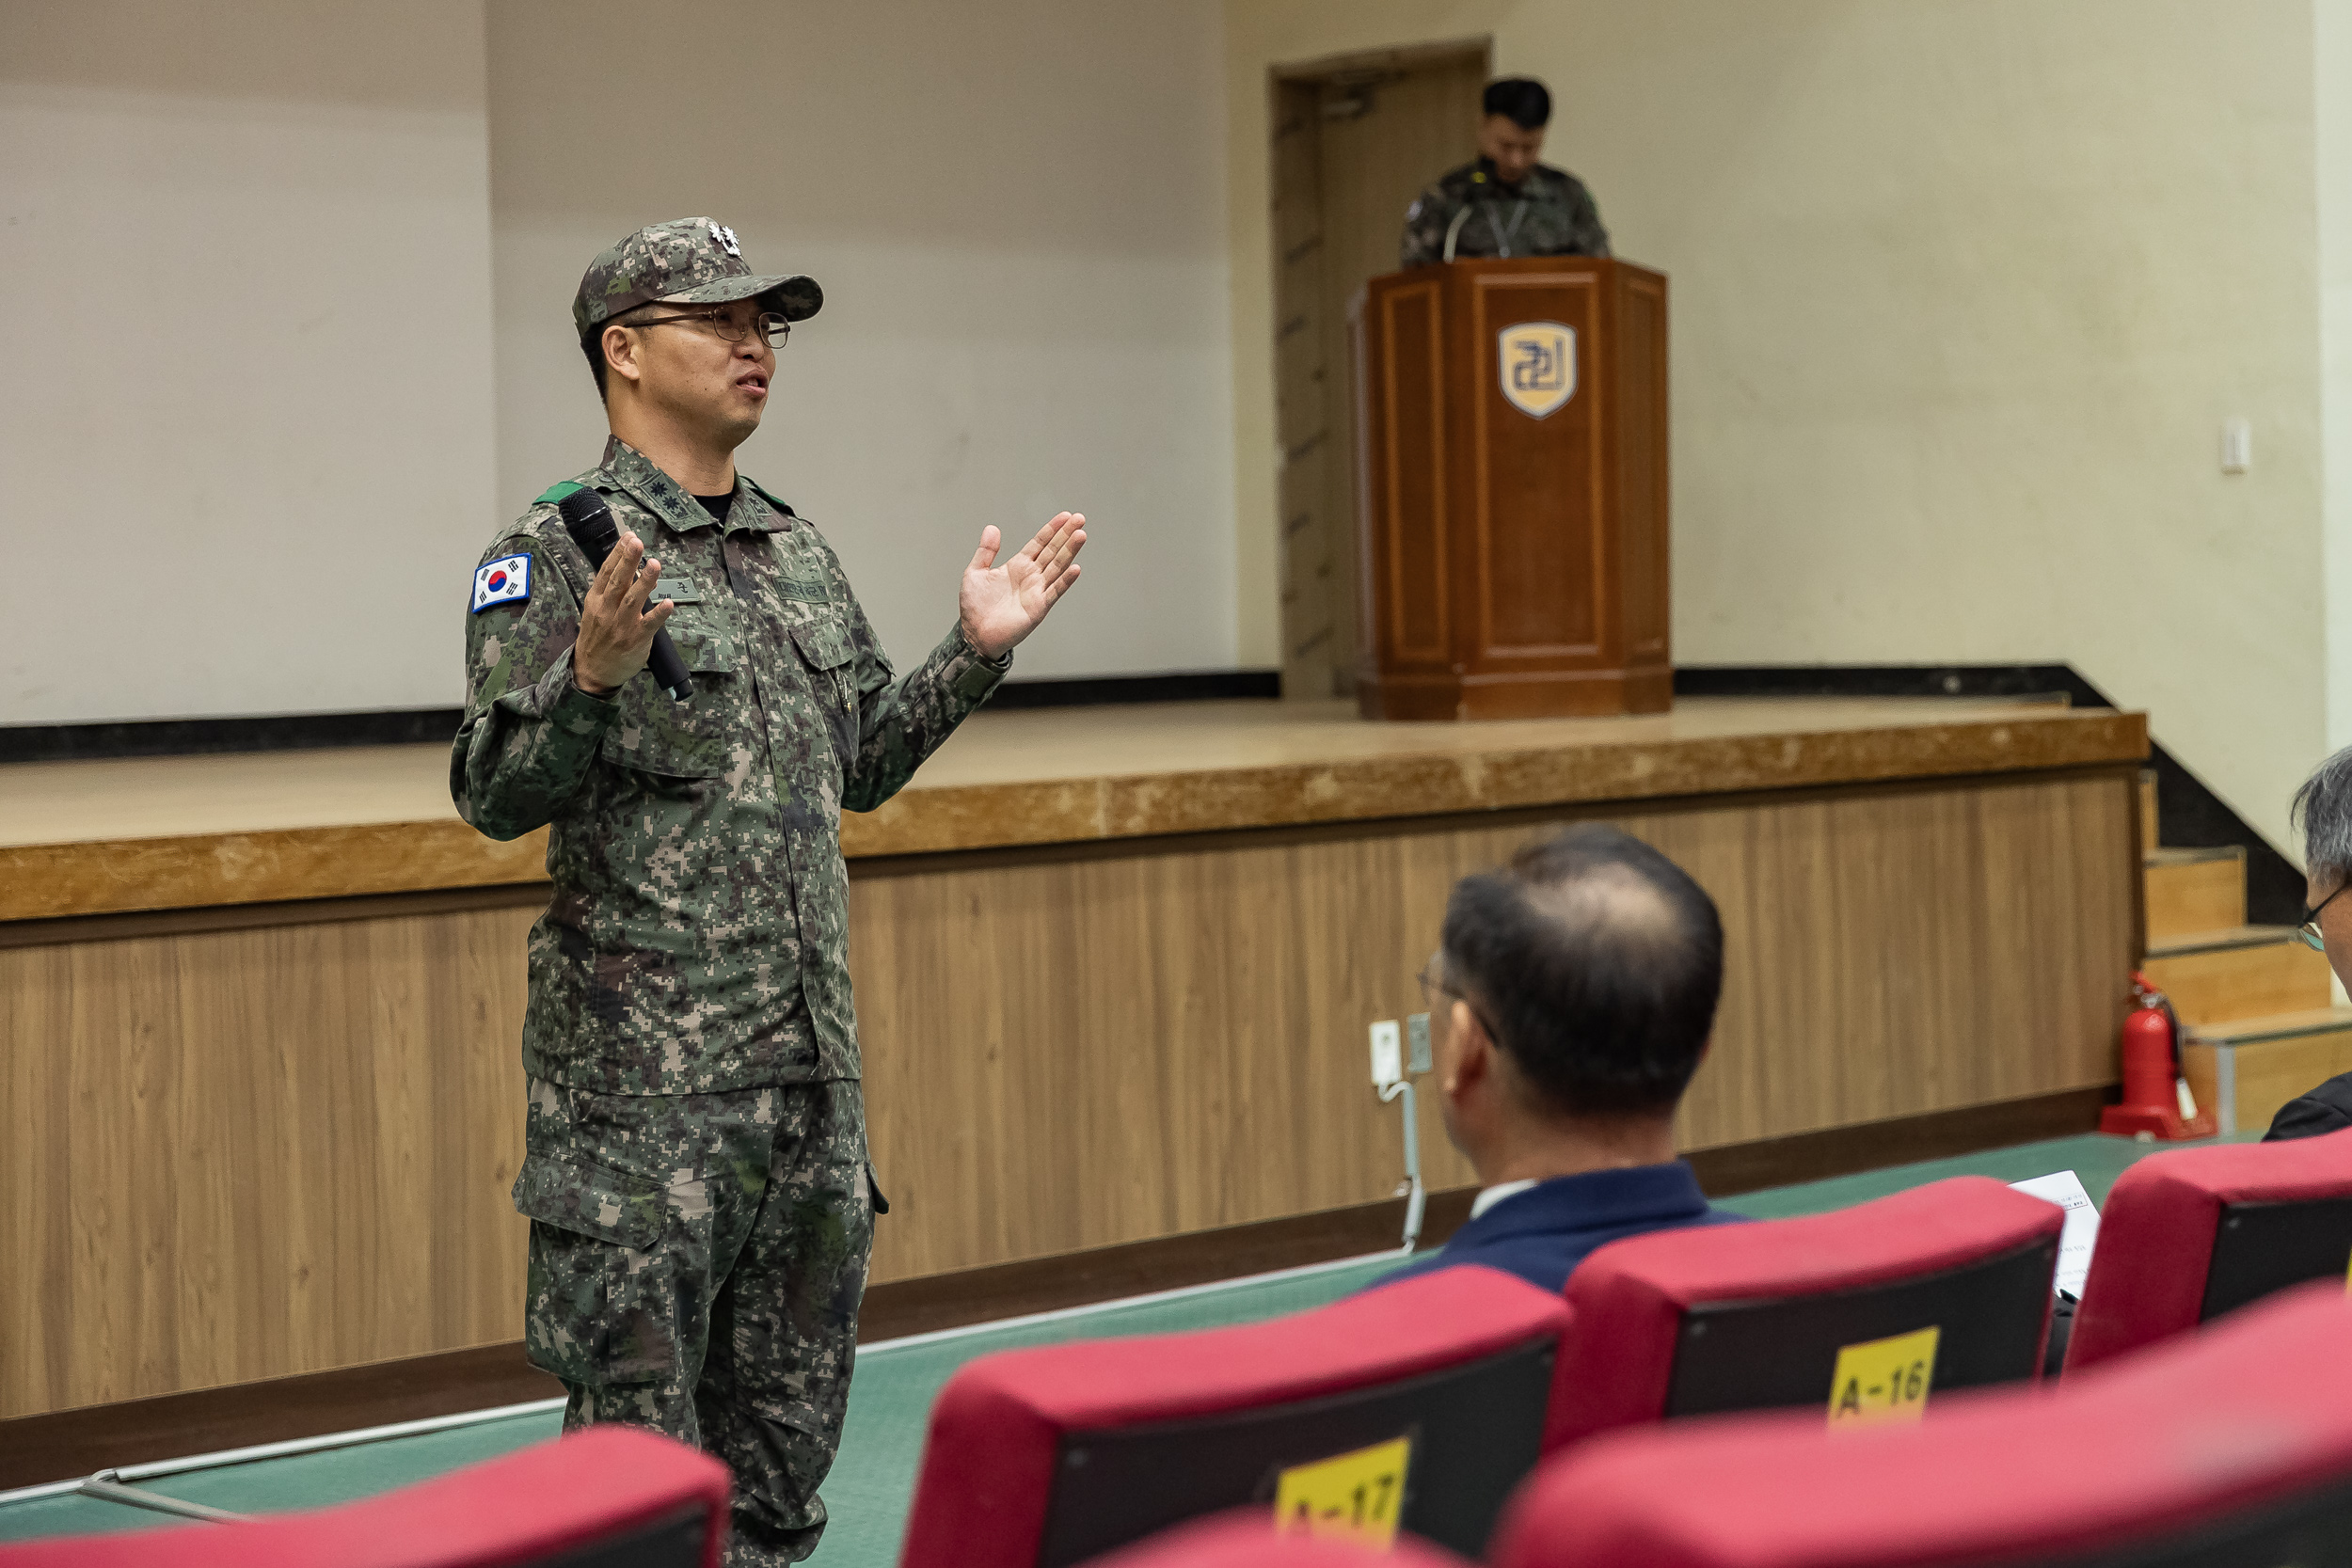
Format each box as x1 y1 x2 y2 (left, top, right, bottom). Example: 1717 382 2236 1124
571 531 675 698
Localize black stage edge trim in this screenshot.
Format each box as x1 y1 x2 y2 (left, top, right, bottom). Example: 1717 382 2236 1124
1678 664 2303 927
0 673 1283 765
983 669 1281 710
1 708 469 765
1676 661 2106 706
0 1084 2106 1491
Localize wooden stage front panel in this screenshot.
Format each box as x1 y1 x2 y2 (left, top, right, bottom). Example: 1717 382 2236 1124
0 699 2143 1420
4 896 538 1418
854 767 2137 1278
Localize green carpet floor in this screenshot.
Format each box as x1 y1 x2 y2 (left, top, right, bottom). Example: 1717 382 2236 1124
0 1131 2259 1560
1718 1128 2260 1221
0 1410 564 1545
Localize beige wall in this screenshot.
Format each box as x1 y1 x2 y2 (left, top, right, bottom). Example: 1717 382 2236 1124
2 1 1240 728
8 0 2338 812
1226 0 2332 852
486 0 1238 685
2323 0 2352 755
0 0 498 725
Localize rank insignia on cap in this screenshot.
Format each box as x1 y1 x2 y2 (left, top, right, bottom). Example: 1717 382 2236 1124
708 222 740 257
471 552 532 613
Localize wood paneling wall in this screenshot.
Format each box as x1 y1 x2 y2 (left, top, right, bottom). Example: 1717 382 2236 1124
1 766 2135 1419
2 898 539 1419
857 767 2137 1279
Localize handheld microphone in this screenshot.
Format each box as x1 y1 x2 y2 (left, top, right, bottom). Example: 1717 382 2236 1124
557 488 694 703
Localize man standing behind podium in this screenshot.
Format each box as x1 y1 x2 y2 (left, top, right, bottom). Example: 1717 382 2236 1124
1400 77 1611 268
452 218 1085 1562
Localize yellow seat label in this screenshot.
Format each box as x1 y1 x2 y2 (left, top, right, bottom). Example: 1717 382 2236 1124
1273 1434 1412 1548
1827 1325 1940 1429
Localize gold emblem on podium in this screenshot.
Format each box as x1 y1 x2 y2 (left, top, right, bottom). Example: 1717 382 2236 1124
1497 321 1576 420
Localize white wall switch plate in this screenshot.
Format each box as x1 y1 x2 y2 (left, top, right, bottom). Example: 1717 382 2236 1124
2221 417 2251 473
1369 1019 1403 1088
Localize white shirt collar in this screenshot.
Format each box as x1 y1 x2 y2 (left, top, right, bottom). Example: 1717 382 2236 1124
1469 1179 1542 1221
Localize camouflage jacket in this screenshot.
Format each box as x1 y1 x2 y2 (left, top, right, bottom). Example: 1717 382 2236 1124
1399 158 1611 269
453 436 1008 1093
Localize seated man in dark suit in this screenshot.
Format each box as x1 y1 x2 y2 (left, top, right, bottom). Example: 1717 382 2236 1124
1378 824 1742 1295
2270 746 2352 1139
2268 1073 2352 1138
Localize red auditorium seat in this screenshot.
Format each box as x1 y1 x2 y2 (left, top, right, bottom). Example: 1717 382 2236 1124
897 1264 1571 1568
1083 1511 1473 1567
1490 1280 2352 1568
2065 1124 2352 1372
1553 1176 2062 1445
0 1426 728 1568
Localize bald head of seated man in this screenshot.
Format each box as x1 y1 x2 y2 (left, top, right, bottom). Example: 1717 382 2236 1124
1377 824 1745 1295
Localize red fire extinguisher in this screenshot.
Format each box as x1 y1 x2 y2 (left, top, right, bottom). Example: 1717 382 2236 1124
2100 972 2216 1140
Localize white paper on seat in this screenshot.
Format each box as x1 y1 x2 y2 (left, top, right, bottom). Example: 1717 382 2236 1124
2010 1169 2100 1297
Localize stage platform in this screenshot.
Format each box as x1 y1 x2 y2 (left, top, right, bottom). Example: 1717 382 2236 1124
0 695 2145 1436
1 696 2137 918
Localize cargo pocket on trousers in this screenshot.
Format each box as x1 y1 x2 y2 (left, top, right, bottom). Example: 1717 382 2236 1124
512 1150 676 1387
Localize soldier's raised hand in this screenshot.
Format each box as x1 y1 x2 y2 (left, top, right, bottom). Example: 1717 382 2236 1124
960 512 1086 660
573 530 675 696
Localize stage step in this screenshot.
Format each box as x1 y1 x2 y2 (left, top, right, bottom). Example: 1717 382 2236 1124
2143 846 2247 944
2182 1006 2352 1134
2142 927 2333 1026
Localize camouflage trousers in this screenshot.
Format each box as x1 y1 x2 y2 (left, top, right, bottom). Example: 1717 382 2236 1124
515 1075 874 1566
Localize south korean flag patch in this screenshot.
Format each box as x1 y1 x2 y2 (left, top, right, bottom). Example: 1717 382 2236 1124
471 552 532 614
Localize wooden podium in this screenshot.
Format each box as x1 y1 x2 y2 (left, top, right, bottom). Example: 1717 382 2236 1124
1350 256 1671 721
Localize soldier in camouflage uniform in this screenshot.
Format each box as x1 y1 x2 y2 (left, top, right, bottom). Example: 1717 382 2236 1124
1400 76 1610 268
453 217 1086 1563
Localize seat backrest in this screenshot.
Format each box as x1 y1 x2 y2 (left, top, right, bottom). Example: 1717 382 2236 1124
1081 1511 1473 1568
1554 1176 2061 1445
1491 1280 2352 1568
2066 1124 2352 1372
896 1265 1571 1568
0 1426 728 1568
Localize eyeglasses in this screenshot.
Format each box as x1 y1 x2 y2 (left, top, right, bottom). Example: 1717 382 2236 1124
627 308 791 349
2297 880 2351 951
1417 950 1502 1040
1416 954 1452 1014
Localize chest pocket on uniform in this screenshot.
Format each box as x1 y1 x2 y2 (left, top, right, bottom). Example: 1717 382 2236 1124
669 611 740 677
790 616 861 759
598 609 741 780
789 617 855 675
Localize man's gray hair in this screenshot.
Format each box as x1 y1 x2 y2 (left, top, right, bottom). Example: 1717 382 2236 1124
2293 746 2352 877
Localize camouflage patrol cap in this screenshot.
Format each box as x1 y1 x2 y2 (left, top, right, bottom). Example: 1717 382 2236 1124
572 217 823 340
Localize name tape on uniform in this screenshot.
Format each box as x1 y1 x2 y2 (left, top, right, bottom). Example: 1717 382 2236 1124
472 553 532 614
652 573 702 606
1273 1434 1411 1549
1827 1324 1939 1430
